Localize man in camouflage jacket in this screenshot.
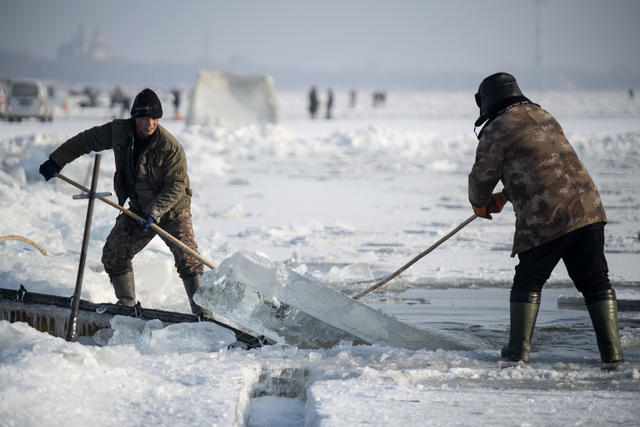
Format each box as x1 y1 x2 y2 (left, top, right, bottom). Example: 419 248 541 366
39 88 207 316
468 73 623 369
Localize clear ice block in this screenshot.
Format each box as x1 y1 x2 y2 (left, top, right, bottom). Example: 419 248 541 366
195 251 470 351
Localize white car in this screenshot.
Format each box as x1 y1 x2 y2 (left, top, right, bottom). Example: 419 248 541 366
7 79 53 122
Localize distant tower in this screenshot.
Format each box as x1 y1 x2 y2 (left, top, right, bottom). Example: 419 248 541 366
533 0 544 89
56 26 88 61
56 26 109 62
90 30 109 61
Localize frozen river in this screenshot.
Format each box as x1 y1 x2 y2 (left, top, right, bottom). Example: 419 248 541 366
1 90 639 425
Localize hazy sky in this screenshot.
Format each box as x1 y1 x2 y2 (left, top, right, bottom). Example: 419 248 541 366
2 0 639 74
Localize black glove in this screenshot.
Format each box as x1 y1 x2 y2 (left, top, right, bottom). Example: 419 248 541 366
136 213 156 232
39 159 61 181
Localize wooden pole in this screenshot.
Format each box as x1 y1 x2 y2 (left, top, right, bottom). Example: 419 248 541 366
65 155 101 341
55 172 216 270
353 214 478 300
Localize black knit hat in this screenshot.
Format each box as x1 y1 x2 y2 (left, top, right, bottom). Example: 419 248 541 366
131 88 163 118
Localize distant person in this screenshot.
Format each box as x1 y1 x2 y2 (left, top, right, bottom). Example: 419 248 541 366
110 85 131 119
349 89 357 108
82 86 99 108
171 88 182 119
468 72 624 369
38 88 209 317
325 88 334 119
371 90 386 108
628 88 634 100
308 86 319 119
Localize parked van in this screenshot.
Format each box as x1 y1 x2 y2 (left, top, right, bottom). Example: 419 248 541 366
7 79 53 122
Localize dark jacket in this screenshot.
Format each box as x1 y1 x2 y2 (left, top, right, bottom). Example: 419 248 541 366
50 119 192 221
469 103 607 256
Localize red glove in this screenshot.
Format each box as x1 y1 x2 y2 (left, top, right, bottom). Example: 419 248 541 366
472 204 491 219
487 192 507 214
473 193 507 220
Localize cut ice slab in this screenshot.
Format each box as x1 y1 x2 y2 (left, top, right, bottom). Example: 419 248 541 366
195 251 473 351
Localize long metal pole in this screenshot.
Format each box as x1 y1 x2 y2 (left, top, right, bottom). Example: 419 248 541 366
65 155 101 341
353 214 478 300
55 172 216 270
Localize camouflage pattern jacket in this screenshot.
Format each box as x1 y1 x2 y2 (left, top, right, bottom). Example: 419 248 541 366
50 119 192 222
468 103 606 256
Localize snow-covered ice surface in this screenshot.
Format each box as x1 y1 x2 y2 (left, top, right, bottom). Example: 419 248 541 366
1 90 639 425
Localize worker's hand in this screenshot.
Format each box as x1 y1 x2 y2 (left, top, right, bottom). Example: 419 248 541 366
472 205 492 219
136 213 156 232
473 193 507 219
487 192 507 214
39 159 61 181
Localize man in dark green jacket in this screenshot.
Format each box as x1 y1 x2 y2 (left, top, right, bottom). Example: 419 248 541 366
39 88 207 316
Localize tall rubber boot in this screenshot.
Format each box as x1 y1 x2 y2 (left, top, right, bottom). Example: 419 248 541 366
585 289 624 370
110 270 136 306
501 291 540 363
182 273 213 318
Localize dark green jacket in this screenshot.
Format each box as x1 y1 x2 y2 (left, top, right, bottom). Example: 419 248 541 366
50 119 192 221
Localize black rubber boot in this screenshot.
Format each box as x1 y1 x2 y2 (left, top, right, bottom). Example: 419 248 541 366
182 273 213 317
585 289 624 370
501 291 540 363
110 270 136 306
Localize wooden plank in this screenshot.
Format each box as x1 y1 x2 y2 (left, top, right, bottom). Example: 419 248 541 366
0 287 269 347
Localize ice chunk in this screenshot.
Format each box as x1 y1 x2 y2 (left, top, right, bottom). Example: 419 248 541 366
195 251 470 351
145 322 236 354
104 316 236 352
195 267 362 348
325 263 375 283
107 316 163 346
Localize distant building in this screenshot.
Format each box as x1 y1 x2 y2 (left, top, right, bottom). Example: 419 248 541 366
57 26 109 62
89 31 109 61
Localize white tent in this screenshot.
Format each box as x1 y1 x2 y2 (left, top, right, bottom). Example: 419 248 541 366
186 70 279 127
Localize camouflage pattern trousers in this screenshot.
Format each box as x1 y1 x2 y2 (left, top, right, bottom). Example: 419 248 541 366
101 206 204 278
